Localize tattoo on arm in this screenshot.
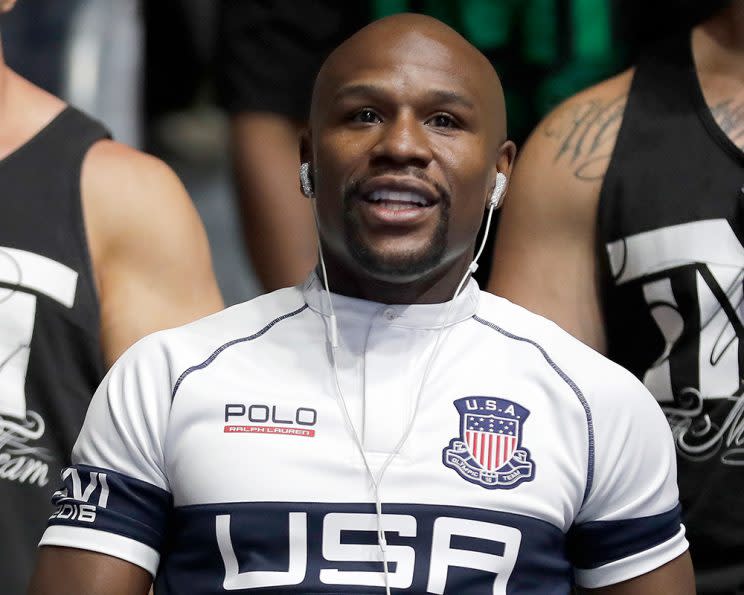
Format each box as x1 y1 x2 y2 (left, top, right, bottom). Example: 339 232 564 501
710 98 744 152
542 95 627 182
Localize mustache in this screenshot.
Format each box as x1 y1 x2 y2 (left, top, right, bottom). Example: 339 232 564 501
343 168 451 207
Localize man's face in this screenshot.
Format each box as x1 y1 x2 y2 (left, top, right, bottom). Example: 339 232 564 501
309 30 504 284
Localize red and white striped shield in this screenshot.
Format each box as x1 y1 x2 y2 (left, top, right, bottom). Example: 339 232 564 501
464 413 519 472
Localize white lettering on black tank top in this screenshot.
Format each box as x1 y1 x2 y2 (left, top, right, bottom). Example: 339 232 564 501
607 220 744 466
0 247 78 486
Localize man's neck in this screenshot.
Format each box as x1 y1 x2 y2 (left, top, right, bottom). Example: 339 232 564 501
699 1 744 59
317 256 473 306
0 44 69 161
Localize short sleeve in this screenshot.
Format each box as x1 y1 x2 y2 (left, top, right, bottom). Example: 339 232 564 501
569 368 688 588
39 334 174 577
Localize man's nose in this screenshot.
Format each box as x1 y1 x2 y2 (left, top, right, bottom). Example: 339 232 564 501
370 112 433 166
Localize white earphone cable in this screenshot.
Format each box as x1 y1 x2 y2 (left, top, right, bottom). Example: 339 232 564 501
308 167 504 595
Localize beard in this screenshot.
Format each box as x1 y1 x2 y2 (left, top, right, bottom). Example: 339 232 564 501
343 198 450 280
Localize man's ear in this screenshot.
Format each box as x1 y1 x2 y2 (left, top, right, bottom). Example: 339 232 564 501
496 140 517 182
487 140 517 208
299 128 312 167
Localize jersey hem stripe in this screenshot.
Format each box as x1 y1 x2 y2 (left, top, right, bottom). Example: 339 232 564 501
171 304 309 399
471 315 595 502
39 525 160 577
574 525 689 588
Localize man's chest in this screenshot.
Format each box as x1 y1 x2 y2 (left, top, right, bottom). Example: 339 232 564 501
156 349 589 593
165 349 588 511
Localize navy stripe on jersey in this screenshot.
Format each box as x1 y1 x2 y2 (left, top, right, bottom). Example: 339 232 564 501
153 501 571 594
172 304 309 399
568 504 682 570
472 315 595 502
48 465 170 551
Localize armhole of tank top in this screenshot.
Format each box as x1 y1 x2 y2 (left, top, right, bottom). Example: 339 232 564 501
594 68 642 315
72 137 102 303
67 111 110 374
686 31 744 167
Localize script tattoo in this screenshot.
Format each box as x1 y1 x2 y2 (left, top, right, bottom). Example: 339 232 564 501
542 95 627 182
710 97 744 152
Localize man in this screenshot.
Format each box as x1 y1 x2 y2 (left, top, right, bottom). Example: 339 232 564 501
29 14 693 594
0 0 223 592
489 1 743 593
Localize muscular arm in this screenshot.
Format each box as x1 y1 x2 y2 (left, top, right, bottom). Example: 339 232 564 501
230 113 318 291
488 71 633 352
82 141 224 366
28 547 152 595
579 552 695 594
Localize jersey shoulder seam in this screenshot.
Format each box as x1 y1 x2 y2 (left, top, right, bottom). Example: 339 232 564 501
171 303 309 400
471 314 595 503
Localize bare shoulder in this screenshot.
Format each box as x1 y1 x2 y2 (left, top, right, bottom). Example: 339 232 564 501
498 68 635 233
497 68 635 238
82 140 185 209
533 68 634 184
80 140 200 250
488 70 633 351
80 140 223 364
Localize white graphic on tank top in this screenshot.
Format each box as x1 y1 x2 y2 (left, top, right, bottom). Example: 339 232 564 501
0 247 78 486
607 219 744 465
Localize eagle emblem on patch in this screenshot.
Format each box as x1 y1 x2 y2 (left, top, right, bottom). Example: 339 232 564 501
442 397 535 489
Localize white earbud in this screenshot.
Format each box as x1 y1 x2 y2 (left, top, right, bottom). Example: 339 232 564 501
300 162 314 199
489 172 508 209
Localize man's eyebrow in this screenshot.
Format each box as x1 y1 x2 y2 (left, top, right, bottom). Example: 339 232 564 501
425 89 475 110
334 84 475 109
334 83 384 100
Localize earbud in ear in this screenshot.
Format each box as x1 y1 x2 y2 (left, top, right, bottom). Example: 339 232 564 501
299 162 315 199
488 172 508 209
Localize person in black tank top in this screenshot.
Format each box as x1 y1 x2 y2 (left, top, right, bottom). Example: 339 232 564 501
598 29 744 594
0 3 224 593
489 1 744 593
0 105 109 595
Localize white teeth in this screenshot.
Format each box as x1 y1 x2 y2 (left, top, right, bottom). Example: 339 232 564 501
367 190 429 206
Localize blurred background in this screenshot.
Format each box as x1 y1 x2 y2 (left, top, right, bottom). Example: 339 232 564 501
1 0 721 305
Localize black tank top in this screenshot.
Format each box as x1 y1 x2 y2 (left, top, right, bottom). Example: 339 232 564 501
0 106 109 594
598 33 744 593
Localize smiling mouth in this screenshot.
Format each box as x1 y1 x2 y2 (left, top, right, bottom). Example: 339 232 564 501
363 189 435 210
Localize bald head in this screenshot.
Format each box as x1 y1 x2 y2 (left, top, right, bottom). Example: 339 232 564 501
311 13 507 139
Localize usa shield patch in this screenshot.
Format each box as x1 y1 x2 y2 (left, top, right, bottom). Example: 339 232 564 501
442 397 535 489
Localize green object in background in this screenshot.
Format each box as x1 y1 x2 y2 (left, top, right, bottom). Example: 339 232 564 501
460 0 516 48
372 0 410 18
537 0 622 114
417 0 460 27
573 0 612 61
522 0 558 64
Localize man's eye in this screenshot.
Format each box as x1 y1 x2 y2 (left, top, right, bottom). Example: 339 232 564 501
352 109 381 124
428 114 458 128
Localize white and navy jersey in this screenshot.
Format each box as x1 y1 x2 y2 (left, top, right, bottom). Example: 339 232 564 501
41 274 687 594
